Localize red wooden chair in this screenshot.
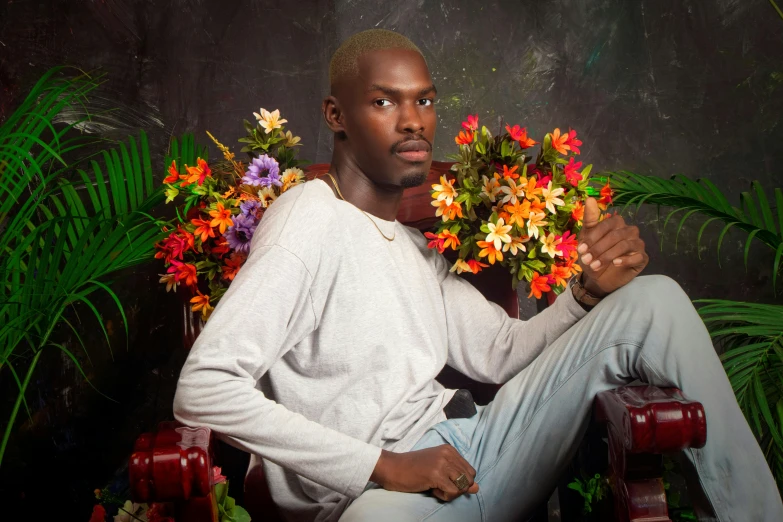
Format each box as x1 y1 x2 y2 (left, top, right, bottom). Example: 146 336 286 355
130 163 706 522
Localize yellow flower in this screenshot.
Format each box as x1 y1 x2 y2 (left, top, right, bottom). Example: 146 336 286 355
283 130 301 147
526 212 548 239
540 181 565 214
159 273 178 292
190 291 214 319
432 175 459 206
253 108 288 134
481 174 502 203
450 259 472 274
164 185 179 203
499 177 526 205
281 167 305 193
502 235 527 256
257 186 277 208
485 218 512 250
540 232 561 258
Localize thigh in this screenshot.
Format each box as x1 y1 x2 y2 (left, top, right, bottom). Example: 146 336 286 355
339 429 483 522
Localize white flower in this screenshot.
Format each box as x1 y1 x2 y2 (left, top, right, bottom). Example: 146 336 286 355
541 181 565 214
485 218 513 250
253 108 287 134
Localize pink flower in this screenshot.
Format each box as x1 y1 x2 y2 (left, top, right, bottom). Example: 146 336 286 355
461 114 479 131
535 174 552 188
557 230 579 258
212 466 227 485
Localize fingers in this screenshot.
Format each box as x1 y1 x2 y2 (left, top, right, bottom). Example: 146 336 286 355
432 445 479 501
580 225 642 270
582 197 601 228
615 251 649 271
578 213 626 250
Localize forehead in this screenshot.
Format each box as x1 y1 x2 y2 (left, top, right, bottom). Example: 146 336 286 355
355 48 432 92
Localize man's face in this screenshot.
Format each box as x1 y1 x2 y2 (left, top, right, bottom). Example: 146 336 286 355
335 48 437 188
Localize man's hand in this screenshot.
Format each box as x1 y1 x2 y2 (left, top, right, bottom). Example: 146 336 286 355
370 445 479 501
577 197 649 297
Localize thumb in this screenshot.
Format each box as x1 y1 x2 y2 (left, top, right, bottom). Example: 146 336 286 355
583 197 601 229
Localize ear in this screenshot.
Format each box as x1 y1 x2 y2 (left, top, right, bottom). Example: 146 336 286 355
322 96 345 133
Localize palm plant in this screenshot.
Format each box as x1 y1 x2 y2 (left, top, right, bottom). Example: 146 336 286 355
609 171 783 489
0 68 192 466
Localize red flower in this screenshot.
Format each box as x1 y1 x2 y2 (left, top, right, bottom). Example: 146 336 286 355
222 253 244 281
455 130 474 146
535 174 552 188
424 232 446 253
212 466 228 485
461 114 479 131
88 504 106 522
167 260 198 287
564 157 583 186
163 160 180 184
598 181 613 210
210 236 230 258
565 129 582 155
467 259 489 274
506 124 537 149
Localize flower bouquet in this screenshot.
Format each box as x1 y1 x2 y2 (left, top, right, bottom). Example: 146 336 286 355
154 109 307 320
429 114 611 298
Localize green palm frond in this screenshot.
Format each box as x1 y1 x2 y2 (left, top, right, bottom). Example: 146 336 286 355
698 299 783 488
608 171 783 288
0 68 176 467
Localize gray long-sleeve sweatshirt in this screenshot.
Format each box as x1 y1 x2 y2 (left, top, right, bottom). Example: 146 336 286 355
173 178 587 521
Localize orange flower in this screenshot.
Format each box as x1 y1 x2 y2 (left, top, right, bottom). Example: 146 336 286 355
440 230 461 251
571 200 585 224
210 236 230 258
431 199 464 222
521 176 543 201
549 128 570 155
528 271 552 299
190 290 214 319
477 240 504 264
501 164 520 180
209 203 233 234
550 264 571 288
566 256 583 276
598 182 613 210
181 158 212 187
222 253 244 281
191 217 216 243
455 130 474 146
164 160 180 183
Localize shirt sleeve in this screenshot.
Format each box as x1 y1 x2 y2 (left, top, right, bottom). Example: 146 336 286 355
433 253 588 384
173 243 381 499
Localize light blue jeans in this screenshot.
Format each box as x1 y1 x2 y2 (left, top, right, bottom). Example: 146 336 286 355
339 276 783 521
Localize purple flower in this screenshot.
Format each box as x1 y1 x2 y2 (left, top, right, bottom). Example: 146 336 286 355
225 214 257 253
242 155 280 187
240 199 261 217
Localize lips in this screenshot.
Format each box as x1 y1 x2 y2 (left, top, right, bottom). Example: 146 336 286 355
395 140 431 162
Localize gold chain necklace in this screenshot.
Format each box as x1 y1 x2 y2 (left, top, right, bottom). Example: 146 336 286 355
325 173 396 242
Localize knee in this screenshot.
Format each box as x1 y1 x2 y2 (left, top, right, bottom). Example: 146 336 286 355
602 275 695 326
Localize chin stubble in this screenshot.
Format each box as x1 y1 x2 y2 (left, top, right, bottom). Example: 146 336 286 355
400 173 428 189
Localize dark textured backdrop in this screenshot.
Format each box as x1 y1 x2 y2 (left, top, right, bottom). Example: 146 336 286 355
1 0 781 518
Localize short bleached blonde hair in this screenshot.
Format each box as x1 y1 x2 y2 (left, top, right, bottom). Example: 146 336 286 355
329 29 424 88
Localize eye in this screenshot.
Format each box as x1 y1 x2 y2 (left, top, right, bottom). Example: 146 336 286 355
374 99 393 107
418 98 434 107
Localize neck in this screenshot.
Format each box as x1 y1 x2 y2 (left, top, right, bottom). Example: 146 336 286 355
328 148 403 222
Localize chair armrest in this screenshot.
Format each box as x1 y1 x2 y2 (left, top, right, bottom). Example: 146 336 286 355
593 385 706 522
130 422 218 522
595 385 706 454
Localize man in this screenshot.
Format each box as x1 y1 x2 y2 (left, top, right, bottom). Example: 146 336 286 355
174 29 782 521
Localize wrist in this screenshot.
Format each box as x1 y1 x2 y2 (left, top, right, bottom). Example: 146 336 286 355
571 274 604 310
370 449 392 486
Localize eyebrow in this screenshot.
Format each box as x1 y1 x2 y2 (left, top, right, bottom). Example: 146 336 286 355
367 84 438 97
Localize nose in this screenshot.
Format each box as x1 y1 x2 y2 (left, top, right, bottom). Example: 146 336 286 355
398 101 424 135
